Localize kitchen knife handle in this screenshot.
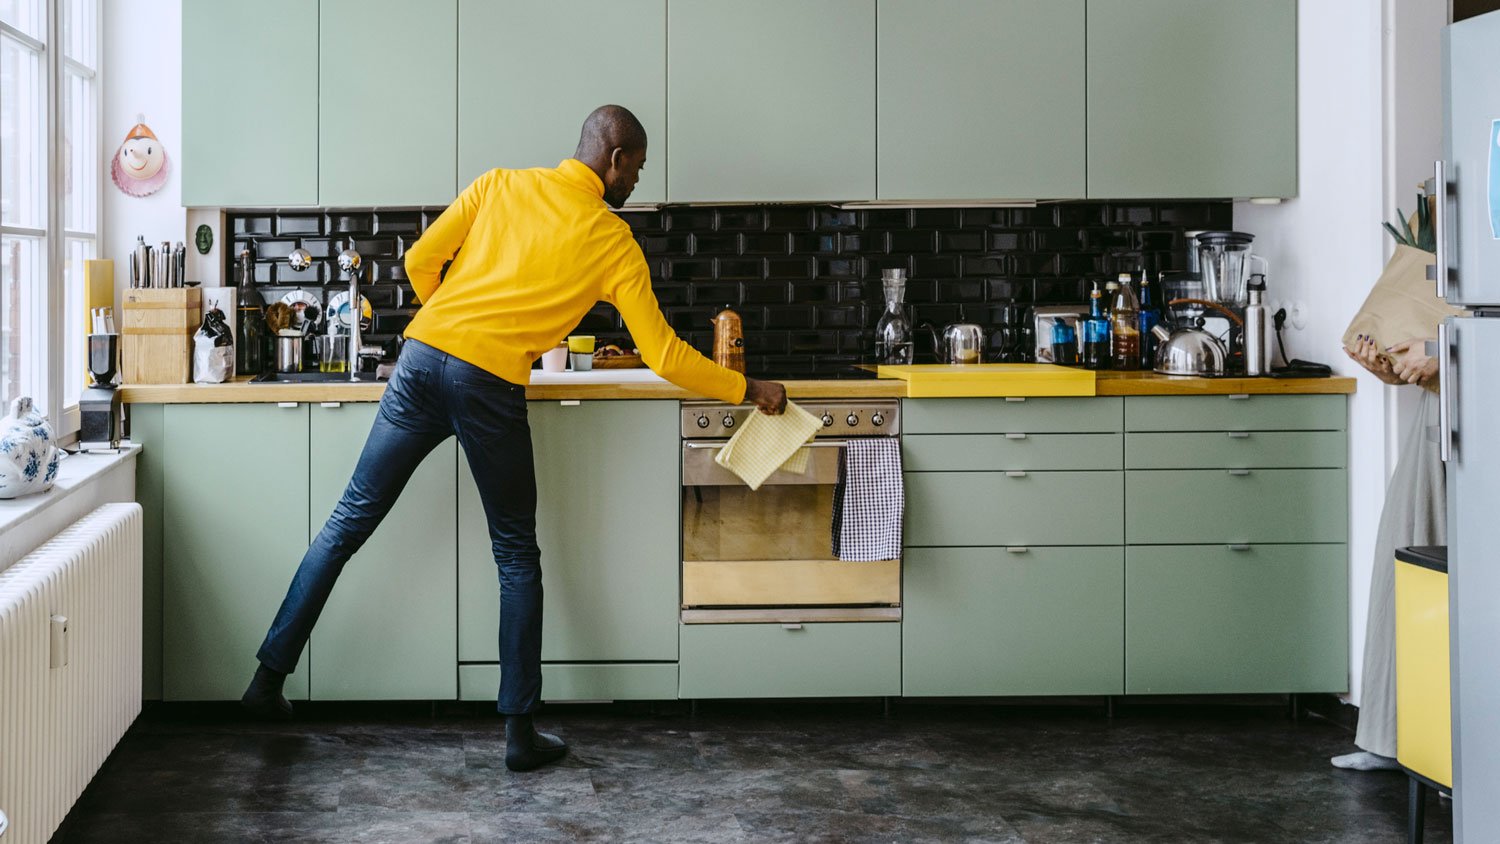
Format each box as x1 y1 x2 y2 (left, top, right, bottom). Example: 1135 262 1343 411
1428 160 1449 300
1439 320 1452 463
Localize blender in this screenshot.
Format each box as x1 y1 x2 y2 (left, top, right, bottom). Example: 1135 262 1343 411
1160 231 1269 375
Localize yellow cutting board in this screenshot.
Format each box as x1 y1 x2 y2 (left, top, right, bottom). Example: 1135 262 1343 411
875 364 1096 397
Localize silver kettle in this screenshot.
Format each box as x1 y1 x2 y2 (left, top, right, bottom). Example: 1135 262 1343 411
1151 321 1226 376
923 321 985 365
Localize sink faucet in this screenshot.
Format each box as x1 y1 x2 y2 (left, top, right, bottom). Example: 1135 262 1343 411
337 248 382 381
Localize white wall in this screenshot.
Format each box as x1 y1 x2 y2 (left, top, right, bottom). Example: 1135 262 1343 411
1235 0 1388 708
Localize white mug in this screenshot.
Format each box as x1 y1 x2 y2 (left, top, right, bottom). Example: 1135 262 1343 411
541 344 568 373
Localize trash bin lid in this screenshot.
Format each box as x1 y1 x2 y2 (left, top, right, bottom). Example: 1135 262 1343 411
1397 546 1448 573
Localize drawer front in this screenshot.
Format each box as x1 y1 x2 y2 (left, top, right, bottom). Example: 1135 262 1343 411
679 622 900 698
459 663 679 702
1125 544 1348 694
1125 431 1346 470
1126 468 1347 545
1124 395 1346 432
903 397 1122 434
903 547 1123 696
906 471 1123 546
905 433 1122 472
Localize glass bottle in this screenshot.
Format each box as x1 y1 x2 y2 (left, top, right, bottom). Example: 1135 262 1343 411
1109 271 1141 371
235 249 266 376
1082 281 1111 370
875 269 914 365
1050 317 1078 366
1138 270 1162 370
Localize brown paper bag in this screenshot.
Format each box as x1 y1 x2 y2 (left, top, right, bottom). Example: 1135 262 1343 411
1341 244 1466 359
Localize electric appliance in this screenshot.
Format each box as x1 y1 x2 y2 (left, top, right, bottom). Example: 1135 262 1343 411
78 334 121 452
1436 10 1500 839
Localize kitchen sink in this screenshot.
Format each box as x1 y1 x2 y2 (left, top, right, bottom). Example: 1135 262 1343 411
249 371 382 383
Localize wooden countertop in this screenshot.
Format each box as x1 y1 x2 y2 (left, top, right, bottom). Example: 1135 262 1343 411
119 370 1354 404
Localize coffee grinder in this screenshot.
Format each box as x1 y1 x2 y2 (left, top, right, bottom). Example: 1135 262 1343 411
79 333 122 452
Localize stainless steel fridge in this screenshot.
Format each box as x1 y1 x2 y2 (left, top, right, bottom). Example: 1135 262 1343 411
1439 9 1500 841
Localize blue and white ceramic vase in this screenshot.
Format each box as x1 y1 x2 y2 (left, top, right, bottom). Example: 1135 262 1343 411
0 397 62 499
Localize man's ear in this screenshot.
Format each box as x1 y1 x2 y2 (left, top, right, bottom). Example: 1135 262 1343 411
609 147 623 170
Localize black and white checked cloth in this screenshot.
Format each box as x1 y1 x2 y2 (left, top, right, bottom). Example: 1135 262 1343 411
831 438 904 562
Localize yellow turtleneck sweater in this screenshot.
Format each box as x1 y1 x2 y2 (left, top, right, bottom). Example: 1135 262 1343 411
403 159 746 404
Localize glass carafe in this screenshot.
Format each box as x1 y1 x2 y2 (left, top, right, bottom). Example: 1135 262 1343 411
875 269 914 365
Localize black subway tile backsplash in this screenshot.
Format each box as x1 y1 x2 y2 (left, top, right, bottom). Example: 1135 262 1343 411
228 199 1227 374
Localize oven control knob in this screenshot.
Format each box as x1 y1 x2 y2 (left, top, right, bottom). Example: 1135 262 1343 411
871 413 885 427
696 415 710 429
846 413 860 427
821 413 835 428
721 415 735 429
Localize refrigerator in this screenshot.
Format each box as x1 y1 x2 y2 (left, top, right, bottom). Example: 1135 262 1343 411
1440 9 1500 841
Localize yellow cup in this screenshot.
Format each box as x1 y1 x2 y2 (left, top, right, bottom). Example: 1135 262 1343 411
566 335 596 354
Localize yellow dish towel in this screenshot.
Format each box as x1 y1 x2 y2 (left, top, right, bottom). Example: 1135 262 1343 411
714 401 822 490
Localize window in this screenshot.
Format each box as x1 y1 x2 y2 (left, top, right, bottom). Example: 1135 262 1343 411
0 0 100 434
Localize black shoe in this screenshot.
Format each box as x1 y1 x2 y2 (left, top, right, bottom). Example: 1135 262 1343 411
505 714 568 772
240 664 294 721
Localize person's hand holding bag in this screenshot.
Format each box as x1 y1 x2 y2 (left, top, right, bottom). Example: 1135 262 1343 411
1387 338 1439 387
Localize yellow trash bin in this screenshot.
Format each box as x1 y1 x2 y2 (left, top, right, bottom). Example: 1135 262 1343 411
1394 545 1450 844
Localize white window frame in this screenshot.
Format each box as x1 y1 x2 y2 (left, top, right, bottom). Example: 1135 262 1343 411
0 0 103 439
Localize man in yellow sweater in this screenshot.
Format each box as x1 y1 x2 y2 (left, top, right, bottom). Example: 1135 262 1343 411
245 106 786 771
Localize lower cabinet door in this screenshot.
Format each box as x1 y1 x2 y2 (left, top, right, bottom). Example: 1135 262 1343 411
1125 544 1348 694
458 664 679 703
679 622 901 698
902 547 1124 696
1126 468 1348 545
904 471 1124 546
308 403 457 700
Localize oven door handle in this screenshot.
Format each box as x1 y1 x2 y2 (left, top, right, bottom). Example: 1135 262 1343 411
682 440 851 486
682 441 848 450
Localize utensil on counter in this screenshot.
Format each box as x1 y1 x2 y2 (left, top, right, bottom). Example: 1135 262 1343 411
274 330 305 373
711 307 746 373
1150 299 1243 376
921 319 985 365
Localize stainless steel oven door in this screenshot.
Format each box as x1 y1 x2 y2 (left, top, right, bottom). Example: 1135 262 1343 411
682 440 845 486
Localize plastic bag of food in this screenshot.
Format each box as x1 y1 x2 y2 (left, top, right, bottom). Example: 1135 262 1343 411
194 307 235 383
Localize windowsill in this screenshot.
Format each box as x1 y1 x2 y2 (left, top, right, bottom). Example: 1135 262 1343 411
0 445 139 538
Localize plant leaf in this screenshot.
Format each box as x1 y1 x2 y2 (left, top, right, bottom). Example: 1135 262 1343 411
1398 209 1416 245
1416 192 1435 252
1384 221 1410 246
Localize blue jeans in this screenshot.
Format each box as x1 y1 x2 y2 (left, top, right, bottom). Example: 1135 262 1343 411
256 338 544 714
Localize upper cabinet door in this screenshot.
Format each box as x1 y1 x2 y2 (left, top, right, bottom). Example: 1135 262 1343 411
1087 0 1296 199
877 0 1086 201
182 0 319 207
319 0 458 206
667 0 876 203
457 0 666 204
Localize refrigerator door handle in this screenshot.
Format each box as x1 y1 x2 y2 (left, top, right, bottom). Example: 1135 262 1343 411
1426 160 1451 299
1439 320 1453 463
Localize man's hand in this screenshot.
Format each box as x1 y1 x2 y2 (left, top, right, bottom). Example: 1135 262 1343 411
1388 338 1439 386
1343 335 1403 385
744 377 787 415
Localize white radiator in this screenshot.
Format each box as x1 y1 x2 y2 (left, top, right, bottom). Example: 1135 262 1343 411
0 503 142 844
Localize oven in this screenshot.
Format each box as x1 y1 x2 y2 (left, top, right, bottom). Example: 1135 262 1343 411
680 399 901 624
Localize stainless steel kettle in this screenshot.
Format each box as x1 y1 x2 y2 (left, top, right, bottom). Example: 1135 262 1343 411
1150 321 1226 376
923 322 985 365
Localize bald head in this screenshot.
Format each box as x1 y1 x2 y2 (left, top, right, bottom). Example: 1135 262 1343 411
575 105 648 208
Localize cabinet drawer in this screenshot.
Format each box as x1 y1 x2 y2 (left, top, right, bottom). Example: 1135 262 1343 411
1126 469 1347 545
903 397 1122 434
1126 544 1348 694
1125 431 1346 470
679 622 900 698
903 547 1123 696
906 471 1123 546
1124 395 1346 432
459 664 679 702
905 433 1121 472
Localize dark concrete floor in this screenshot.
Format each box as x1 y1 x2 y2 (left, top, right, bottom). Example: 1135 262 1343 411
52 700 1451 843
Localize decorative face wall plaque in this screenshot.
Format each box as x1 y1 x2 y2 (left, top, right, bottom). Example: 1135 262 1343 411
111 114 169 198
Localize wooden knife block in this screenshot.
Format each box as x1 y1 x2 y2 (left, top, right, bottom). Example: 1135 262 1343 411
122 287 201 384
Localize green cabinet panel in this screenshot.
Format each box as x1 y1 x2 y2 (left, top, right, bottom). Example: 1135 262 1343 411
1126 544 1348 693
458 664 678 702
905 471 1123 547
904 433 1121 473
1124 395 1347 432
162 404 310 701
1086 0 1296 199
308 403 457 700
667 0 875 202
903 397 1122 434
128 404 165 700
182 0 318 206
457 0 665 202
876 0 1085 200
1126 468 1347 545
1126 431 1347 470
903 547 1123 696
319 0 458 206
679 622 900 698
458 400 679 663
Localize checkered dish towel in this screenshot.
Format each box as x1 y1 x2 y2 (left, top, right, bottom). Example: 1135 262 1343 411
713 401 822 491
832 438 904 561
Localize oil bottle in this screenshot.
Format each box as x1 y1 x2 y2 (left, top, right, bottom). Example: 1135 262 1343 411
1109 272 1141 371
1082 281 1111 370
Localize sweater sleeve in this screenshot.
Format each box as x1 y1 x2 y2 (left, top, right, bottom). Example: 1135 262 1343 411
606 245 747 404
404 171 492 304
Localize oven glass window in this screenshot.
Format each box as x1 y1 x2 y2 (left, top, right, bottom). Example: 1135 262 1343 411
683 484 839 563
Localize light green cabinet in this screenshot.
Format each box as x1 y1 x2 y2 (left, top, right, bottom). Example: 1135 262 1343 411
128 404 165 699
319 0 458 206
162 404 310 701
1126 468 1348 545
1126 431 1347 470
903 397 1122 435
457 0 666 202
458 400 679 669
679 622 900 698
666 0 876 202
458 663 678 702
1086 0 1297 199
876 0 1085 200
307 403 457 700
903 433 1122 472
903 547 1123 696
1124 395 1346 433
1126 544 1348 693
181 0 319 206
905 470 1123 547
